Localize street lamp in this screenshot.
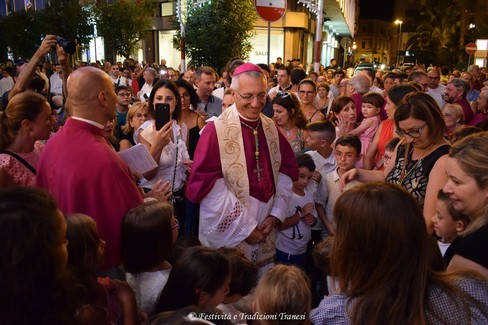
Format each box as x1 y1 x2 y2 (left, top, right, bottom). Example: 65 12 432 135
394 19 403 66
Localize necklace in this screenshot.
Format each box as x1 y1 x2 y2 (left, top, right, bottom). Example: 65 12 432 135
280 125 293 137
399 145 438 183
240 119 262 181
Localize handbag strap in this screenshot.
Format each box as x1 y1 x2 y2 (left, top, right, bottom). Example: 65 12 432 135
0 150 36 175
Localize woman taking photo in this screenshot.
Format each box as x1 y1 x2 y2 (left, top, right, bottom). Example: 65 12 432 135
341 92 450 231
271 91 308 152
138 79 191 235
444 132 488 279
310 182 488 324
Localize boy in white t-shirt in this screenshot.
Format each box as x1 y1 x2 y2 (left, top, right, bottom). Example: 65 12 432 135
276 154 317 268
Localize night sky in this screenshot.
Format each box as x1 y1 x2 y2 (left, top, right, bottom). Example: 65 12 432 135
359 0 394 22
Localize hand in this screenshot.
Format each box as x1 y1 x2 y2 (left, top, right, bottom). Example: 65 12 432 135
324 222 336 236
110 279 136 305
152 119 172 148
196 109 209 120
311 170 322 183
183 159 193 174
338 168 358 192
145 180 172 202
258 216 278 237
245 228 265 244
303 214 316 226
56 44 68 66
301 202 315 216
35 35 58 59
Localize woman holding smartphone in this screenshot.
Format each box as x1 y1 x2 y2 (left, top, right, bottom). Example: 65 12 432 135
138 79 191 236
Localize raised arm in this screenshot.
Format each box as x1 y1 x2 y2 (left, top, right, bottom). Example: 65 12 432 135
9 35 58 100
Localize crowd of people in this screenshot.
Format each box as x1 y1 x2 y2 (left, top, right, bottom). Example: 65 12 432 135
1 35 488 324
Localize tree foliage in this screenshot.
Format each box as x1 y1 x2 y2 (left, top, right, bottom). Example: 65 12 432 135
405 0 488 67
174 0 257 72
0 10 41 61
0 0 93 62
37 0 94 49
93 0 154 60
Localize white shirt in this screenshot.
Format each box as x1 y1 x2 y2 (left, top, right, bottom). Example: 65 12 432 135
428 84 446 110
50 72 63 95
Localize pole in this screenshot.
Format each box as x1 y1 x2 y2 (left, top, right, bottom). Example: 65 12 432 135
397 22 402 66
313 0 323 73
267 22 271 66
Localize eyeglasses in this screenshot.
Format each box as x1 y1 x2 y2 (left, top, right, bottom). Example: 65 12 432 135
235 90 267 102
276 91 290 98
395 122 428 138
134 113 148 119
382 153 393 162
172 218 180 230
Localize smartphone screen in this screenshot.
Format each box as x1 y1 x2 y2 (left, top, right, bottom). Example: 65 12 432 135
155 103 170 131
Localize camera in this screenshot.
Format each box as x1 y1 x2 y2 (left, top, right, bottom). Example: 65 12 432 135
56 36 76 54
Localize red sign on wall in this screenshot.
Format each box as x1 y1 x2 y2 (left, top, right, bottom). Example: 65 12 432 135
254 0 286 22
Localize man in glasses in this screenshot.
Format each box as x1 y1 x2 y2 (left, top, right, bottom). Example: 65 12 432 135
427 68 446 110
114 85 131 140
187 63 298 272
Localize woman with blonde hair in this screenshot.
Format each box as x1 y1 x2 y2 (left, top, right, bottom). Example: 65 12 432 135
0 92 53 187
444 132 488 279
442 103 465 141
311 182 488 325
119 102 148 151
254 264 311 325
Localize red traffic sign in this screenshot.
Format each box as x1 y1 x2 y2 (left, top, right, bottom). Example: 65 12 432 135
465 43 477 55
255 0 286 22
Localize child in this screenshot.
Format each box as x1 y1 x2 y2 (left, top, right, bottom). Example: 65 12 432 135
121 201 178 316
153 246 231 314
324 135 363 235
312 236 338 296
276 153 317 268
432 190 470 267
66 213 140 324
253 264 311 325
305 121 337 239
347 92 384 168
377 136 401 170
217 247 258 324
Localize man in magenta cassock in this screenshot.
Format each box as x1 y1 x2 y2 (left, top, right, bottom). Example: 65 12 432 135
37 67 143 271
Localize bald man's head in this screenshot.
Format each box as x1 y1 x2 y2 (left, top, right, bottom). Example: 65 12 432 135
67 66 117 123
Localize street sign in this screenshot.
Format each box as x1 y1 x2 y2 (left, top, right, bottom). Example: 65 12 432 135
254 0 286 22
465 43 477 55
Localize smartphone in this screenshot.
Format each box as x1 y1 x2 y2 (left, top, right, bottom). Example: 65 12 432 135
155 103 170 131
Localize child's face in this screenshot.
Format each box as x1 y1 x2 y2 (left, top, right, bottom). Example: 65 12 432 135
334 144 359 171
199 273 231 309
361 103 380 118
431 200 460 241
305 131 326 150
293 166 314 191
383 149 394 168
